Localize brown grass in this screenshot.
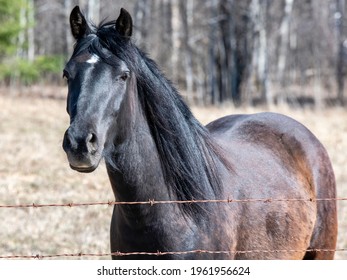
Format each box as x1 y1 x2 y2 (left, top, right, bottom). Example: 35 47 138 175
0 92 346 259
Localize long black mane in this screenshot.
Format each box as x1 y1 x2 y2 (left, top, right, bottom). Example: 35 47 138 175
73 21 229 215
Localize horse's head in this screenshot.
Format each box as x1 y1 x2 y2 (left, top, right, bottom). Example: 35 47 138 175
62 6 133 173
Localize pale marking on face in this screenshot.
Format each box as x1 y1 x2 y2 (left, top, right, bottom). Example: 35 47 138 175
86 54 100 64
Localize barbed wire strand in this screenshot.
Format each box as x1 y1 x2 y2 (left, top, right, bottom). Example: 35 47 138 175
0 197 346 209
0 248 346 259
1 197 345 259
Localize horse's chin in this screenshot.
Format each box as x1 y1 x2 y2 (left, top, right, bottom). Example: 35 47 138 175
65 149 103 173
69 163 99 173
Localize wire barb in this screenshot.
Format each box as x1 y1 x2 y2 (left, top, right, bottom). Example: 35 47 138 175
0 196 345 259
0 197 346 209
0 248 346 259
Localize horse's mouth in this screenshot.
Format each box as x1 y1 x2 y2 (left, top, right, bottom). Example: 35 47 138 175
69 163 98 173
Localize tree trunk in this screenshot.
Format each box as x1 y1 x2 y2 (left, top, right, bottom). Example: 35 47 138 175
134 0 152 50
336 0 345 105
208 0 219 104
258 0 269 104
64 0 73 55
171 0 181 84
88 0 100 24
159 0 173 79
277 0 294 89
248 0 270 105
27 0 35 62
179 0 194 103
17 3 26 59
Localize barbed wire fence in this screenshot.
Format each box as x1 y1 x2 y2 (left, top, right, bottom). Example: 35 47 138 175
0 197 346 259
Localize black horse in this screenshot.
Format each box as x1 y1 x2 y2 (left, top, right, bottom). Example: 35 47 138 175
62 6 337 259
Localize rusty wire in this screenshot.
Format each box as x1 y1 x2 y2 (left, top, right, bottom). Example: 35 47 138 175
1 197 346 259
0 197 346 209
0 248 346 259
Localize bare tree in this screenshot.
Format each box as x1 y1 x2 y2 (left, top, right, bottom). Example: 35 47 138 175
248 0 270 105
176 0 193 102
133 0 152 50
64 0 74 55
170 0 181 84
336 0 346 105
27 0 35 62
207 0 219 104
87 0 100 23
4 0 346 107
277 0 294 97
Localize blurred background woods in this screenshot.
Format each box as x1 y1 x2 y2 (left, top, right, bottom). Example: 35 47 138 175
1 0 347 107
1 1 347 260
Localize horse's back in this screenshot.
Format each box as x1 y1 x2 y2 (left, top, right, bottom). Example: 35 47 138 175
207 112 337 259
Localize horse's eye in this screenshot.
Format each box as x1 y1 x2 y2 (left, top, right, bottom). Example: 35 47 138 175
63 70 70 81
120 72 130 81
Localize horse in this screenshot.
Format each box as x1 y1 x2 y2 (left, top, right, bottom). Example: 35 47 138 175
62 6 337 259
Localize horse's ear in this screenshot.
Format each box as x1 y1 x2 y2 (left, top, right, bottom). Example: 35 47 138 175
70 6 90 40
116 8 133 37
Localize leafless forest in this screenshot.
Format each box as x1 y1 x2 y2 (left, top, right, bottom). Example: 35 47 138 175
2 0 347 106
0 0 347 260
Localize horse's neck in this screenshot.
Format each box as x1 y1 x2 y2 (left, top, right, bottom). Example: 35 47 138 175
106 97 170 204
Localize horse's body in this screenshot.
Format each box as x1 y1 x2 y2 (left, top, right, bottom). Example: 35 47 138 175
207 113 337 259
62 7 337 259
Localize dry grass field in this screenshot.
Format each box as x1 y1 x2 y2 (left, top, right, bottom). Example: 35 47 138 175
0 90 346 259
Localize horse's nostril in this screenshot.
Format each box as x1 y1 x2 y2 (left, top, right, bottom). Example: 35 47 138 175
64 133 71 146
87 133 97 144
63 129 74 151
86 133 98 153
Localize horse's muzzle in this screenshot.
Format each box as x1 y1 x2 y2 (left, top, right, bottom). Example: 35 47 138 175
62 127 101 173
